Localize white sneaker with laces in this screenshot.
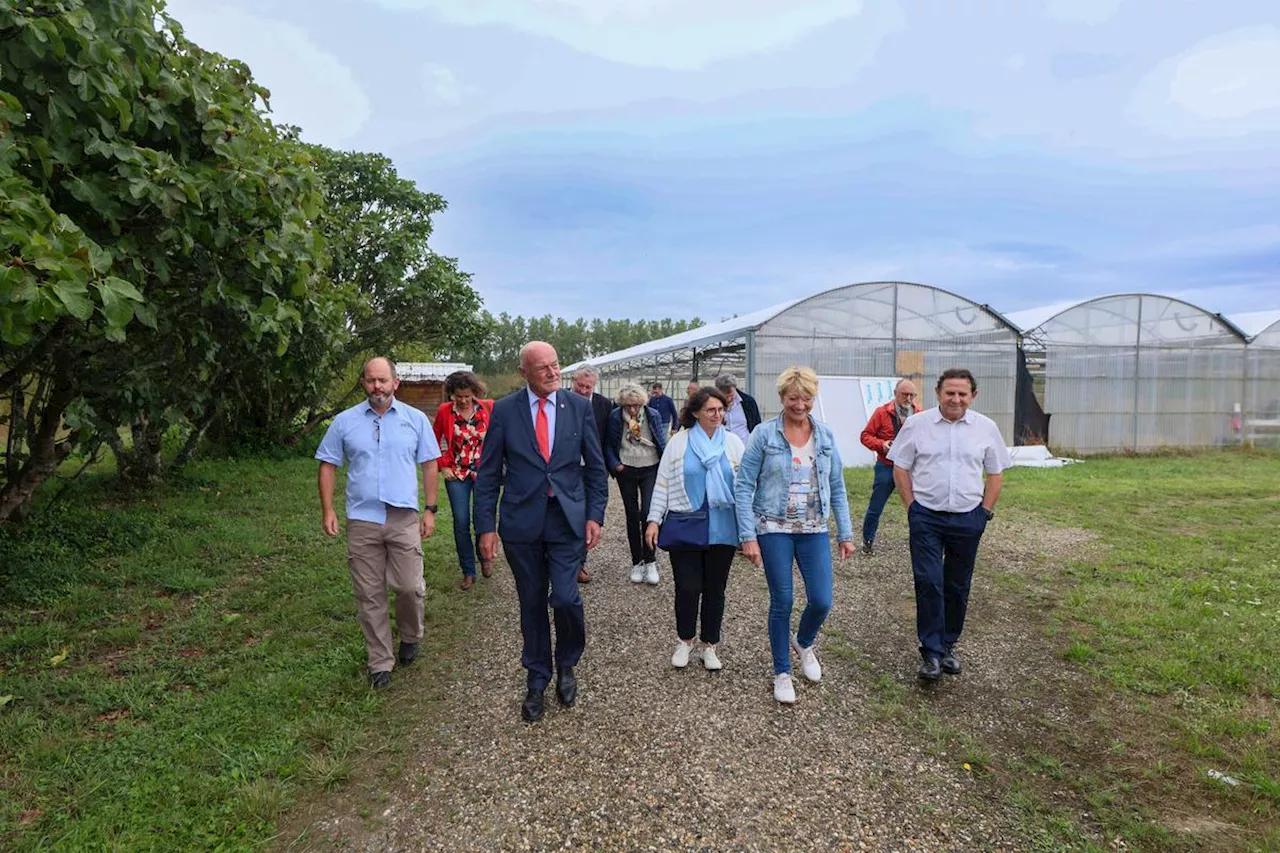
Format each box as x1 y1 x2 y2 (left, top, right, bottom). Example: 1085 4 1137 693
701 645 723 671
644 562 659 585
773 672 796 704
630 563 645 583
671 640 693 668
791 635 822 682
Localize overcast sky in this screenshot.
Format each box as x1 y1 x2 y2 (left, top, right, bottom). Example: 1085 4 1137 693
165 0 1280 322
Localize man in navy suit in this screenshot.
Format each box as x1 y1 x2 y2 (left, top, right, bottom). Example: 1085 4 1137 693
475 341 609 723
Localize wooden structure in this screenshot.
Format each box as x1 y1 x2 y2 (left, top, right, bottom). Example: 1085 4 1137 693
395 362 473 415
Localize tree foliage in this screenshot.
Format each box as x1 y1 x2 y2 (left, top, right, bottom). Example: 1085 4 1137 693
0 0 327 518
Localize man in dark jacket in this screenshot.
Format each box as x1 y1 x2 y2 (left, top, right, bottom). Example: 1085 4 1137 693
714 374 761 444
571 365 615 582
859 379 920 554
647 382 679 435
475 342 608 722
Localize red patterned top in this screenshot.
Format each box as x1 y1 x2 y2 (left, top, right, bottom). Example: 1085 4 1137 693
432 399 493 481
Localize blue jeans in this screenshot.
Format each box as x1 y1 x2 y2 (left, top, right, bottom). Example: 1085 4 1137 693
759 533 833 675
445 477 482 577
907 503 988 659
861 461 896 544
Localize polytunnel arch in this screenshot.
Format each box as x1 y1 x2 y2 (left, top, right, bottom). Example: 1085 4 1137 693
749 281 1020 437
565 281 1022 458
1019 294 1248 452
1245 317 1280 445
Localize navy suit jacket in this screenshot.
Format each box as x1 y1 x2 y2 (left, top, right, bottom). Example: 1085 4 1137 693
474 388 608 542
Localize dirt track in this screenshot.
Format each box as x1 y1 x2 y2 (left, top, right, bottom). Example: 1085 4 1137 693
279 482 1103 852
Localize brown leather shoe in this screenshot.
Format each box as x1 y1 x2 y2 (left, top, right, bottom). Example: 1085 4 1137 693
460 575 475 590
577 567 591 584
480 560 493 579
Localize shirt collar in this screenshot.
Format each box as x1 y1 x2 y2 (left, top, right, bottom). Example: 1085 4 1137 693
527 387 557 407
932 406 970 424
363 397 398 416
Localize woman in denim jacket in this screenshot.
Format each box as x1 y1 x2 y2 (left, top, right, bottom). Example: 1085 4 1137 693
735 367 855 704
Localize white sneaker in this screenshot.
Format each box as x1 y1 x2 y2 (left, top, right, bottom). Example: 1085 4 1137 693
630 563 644 583
773 673 796 704
791 635 822 682
644 562 659 585
701 645 723 671
672 640 693 668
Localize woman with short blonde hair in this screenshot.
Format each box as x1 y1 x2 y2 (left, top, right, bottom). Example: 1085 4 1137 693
735 366 854 704
776 366 819 399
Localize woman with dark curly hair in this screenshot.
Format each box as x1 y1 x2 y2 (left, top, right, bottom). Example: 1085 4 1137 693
432 371 494 590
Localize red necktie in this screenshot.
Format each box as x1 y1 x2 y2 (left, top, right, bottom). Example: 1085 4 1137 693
536 397 551 462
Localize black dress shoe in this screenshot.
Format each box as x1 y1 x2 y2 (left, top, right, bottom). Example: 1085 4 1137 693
521 688 545 723
918 656 942 681
555 667 577 707
398 641 419 666
941 652 962 675
862 540 874 556
370 671 391 688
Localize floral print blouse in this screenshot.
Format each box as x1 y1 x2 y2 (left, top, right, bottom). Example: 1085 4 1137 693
449 404 489 481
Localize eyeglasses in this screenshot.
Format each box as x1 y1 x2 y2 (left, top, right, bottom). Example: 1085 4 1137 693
373 420 380 443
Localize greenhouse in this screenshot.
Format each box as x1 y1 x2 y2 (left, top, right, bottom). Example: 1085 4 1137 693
1010 294 1249 453
565 281 1022 465
1239 311 1280 447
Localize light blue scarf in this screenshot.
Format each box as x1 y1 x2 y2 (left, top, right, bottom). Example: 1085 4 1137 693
685 426 734 509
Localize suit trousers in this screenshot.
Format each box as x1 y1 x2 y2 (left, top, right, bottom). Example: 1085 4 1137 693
503 498 587 690
346 507 425 673
907 503 988 659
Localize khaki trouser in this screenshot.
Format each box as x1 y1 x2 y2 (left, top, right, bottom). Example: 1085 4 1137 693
346 507 425 673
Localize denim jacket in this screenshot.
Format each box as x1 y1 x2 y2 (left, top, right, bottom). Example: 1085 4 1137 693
734 415 854 543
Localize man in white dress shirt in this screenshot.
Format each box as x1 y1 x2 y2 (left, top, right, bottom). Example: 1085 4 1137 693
888 368 1011 681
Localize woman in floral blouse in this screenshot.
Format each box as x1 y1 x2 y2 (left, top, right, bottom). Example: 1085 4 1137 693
432 371 494 590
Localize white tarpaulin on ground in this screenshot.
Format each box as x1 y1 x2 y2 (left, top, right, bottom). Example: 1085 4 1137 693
1006 446 1083 468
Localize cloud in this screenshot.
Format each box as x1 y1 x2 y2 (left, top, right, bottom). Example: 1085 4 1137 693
1131 26 1280 137
1045 0 1125 25
164 0 371 146
369 0 880 70
423 64 474 103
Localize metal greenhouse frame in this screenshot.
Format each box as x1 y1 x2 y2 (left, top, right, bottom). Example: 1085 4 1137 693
1013 294 1249 453
566 281 1021 440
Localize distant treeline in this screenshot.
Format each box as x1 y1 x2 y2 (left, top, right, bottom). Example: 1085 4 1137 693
447 313 704 376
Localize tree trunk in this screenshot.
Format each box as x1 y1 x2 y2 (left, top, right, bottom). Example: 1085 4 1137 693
171 405 219 471
284 381 364 446
0 369 76 524
122 416 165 486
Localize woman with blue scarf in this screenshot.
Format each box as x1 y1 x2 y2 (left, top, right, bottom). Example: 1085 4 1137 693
645 387 746 671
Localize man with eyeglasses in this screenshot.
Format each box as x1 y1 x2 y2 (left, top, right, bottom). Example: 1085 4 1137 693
475 342 608 723
316 356 441 689
858 378 920 555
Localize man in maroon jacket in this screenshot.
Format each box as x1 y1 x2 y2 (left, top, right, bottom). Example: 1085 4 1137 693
859 379 920 554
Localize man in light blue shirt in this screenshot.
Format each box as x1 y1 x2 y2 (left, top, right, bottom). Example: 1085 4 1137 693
317 356 441 688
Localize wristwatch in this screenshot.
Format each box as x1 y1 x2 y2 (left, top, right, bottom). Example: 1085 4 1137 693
982 506 994 521
423 504 438 513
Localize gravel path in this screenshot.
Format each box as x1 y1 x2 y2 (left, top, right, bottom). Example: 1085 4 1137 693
283 482 1092 852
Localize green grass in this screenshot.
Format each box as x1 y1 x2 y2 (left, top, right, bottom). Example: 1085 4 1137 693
845 448 1280 849
999 450 1280 810
0 457 468 851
